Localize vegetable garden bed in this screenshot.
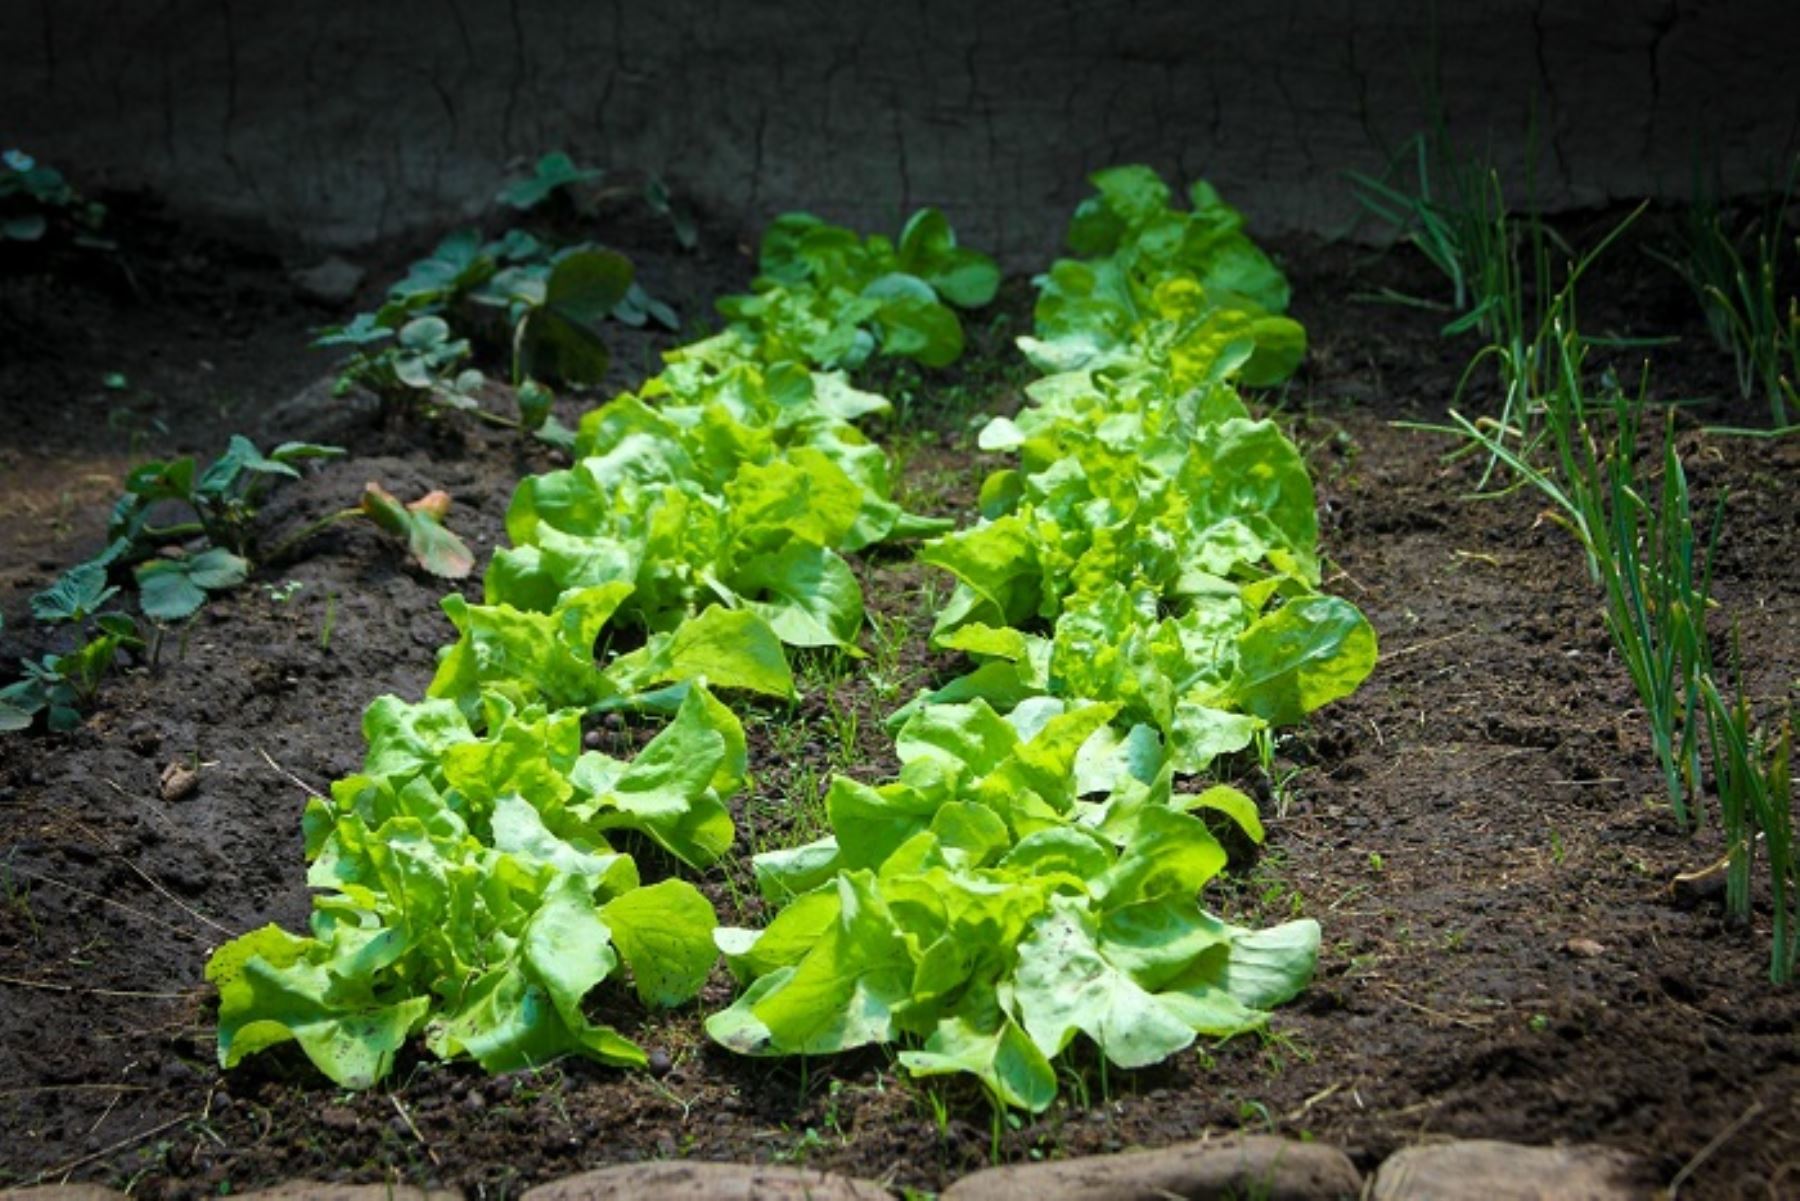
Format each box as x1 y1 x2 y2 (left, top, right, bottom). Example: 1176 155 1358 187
0 181 1795 1200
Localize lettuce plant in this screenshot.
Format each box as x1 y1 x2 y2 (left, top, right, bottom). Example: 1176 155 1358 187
210 178 1376 1107
706 168 1375 1109
902 168 1374 778
209 685 739 1086
206 208 996 1086
699 208 1000 370
486 359 946 658
711 697 1317 1110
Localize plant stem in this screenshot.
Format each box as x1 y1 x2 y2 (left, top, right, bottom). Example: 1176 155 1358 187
140 521 206 540
261 507 362 567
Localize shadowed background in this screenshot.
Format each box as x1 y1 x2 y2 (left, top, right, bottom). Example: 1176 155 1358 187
4 0 1797 260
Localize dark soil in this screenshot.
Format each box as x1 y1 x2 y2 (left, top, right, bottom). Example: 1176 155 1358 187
0 199 1795 1200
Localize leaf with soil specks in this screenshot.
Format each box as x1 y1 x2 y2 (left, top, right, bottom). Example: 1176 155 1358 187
602 879 720 1008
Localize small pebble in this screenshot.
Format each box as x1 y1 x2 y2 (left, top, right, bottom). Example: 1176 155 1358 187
160 761 200 802
647 1048 673 1077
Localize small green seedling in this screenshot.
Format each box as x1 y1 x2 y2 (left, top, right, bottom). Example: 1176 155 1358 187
497 152 603 211
325 314 475 416
0 608 143 733
263 579 305 604
24 435 341 633
4 559 144 730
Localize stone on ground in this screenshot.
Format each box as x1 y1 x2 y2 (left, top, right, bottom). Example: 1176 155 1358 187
941 1134 1361 1200
1371 1140 1648 1200
520 1162 893 1200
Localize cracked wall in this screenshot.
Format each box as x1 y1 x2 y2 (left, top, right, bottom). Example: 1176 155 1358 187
3 0 1795 261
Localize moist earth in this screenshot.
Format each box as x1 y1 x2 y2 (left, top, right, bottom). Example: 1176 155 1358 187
0 199 1794 1200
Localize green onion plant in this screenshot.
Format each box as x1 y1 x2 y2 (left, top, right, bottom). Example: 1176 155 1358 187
1430 316 1797 982
1428 323 1718 828
1649 160 1799 427
1352 125 1645 484
1701 646 1795 984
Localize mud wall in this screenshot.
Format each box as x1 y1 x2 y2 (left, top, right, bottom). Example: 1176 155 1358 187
3 0 1795 260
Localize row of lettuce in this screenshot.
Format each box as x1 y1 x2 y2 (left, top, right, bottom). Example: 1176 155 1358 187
700 168 1376 1108
208 169 1376 1112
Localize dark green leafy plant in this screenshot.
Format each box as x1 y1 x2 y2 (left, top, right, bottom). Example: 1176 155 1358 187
4 562 143 732
135 548 251 623
29 558 119 624
4 436 476 731
497 152 603 211
518 249 629 384
110 436 347 559
320 228 675 431
480 247 638 385
1 149 109 246
0 616 143 732
325 314 480 419
41 437 474 619
19 436 342 633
